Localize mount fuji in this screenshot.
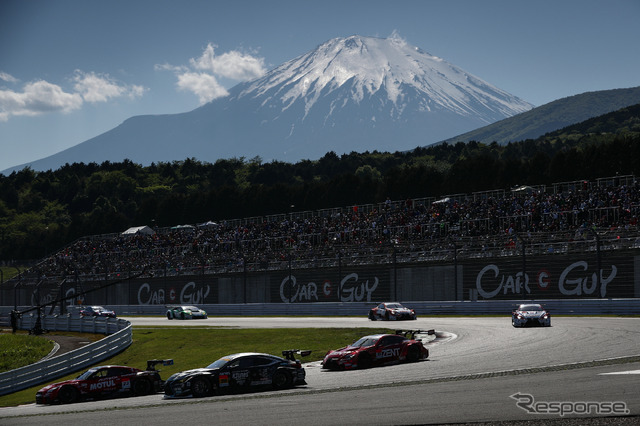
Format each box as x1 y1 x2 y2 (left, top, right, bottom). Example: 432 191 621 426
6 35 534 173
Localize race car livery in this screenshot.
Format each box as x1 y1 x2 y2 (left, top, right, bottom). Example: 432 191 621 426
79 305 117 318
35 359 173 404
322 330 430 370
512 304 551 327
369 302 417 321
166 305 208 320
164 350 309 398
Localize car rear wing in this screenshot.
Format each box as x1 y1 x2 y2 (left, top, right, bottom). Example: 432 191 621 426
147 359 174 371
282 349 312 361
395 329 435 340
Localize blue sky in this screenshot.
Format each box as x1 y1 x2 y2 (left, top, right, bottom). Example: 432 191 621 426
1 0 639 172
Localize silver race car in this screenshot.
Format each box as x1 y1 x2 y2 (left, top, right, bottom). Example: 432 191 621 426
512 303 551 327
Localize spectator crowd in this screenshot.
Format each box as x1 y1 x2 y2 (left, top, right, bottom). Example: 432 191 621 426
32 177 640 281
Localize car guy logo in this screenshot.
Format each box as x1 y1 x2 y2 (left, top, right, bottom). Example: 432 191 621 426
280 272 379 303
138 281 210 304
476 260 617 298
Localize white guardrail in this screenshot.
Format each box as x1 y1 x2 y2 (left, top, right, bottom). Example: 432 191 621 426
0 316 131 396
106 298 640 316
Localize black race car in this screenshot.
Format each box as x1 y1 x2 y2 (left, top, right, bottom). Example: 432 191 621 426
512 303 551 327
80 305 117 318
164 350 310 398
36 359 173 404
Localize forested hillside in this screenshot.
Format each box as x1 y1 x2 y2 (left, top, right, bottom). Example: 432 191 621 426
440 86 640 144
1 105 639 260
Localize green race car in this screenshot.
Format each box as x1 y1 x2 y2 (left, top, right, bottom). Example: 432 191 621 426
166 305 208 320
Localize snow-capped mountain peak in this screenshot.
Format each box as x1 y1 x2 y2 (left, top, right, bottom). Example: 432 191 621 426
240 34 532 122
4 34 535 173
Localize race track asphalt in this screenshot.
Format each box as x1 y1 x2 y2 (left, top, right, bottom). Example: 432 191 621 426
2 316 639 425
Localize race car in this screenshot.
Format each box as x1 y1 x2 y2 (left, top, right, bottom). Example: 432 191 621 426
322 330 431 370
166 305 208 319
164 350 310 398
79 305 117 318
368 302 417 320
35 359 173 404
512 303 551 327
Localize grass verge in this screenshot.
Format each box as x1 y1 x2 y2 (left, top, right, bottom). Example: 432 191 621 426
0 326 393 407
0 331 54 372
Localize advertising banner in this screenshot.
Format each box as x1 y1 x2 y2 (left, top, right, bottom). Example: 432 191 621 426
464 254 634 300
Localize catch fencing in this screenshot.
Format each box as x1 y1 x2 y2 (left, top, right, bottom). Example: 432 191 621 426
93 298 640 316
0 316 131 396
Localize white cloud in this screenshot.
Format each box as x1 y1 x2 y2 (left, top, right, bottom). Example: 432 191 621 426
161 43 267 105
176 72 229 105
0 71 19 84
73 71 145 103
0 80 82 121
0 71 146 121
190 44 267 81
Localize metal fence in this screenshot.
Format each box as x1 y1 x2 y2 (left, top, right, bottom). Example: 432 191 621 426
0 316 132 396
96 298 640 316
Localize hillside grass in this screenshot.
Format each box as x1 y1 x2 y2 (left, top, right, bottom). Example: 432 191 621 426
0 332 54 372
0 326 393 407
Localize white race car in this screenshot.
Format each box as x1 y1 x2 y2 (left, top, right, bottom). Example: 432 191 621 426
368 302 417 321
166 305 208 320
512 303 551 327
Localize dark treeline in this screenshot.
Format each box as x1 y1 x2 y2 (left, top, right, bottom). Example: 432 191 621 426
1 114 639 260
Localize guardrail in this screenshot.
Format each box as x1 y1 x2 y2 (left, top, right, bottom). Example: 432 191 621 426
0 316 132 396
102 298 640 316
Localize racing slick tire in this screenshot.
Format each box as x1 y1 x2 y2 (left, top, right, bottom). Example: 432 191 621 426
190 377 212 398
58 386 80 404
368 311 377 321
272 370 293 390
358 352 372 369
167 312 172 319
406 345 420 362
385 311 390 321
133 378 152 395
180 312 186 320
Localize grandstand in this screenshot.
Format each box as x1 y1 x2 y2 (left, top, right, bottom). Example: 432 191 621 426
15 174 640 283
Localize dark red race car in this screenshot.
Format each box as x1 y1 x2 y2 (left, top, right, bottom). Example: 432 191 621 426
322 330 431 370
368 302 417 321
36 359 173 404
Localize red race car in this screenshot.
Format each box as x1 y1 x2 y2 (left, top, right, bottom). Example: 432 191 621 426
322 330 431 370
36 359 173 404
